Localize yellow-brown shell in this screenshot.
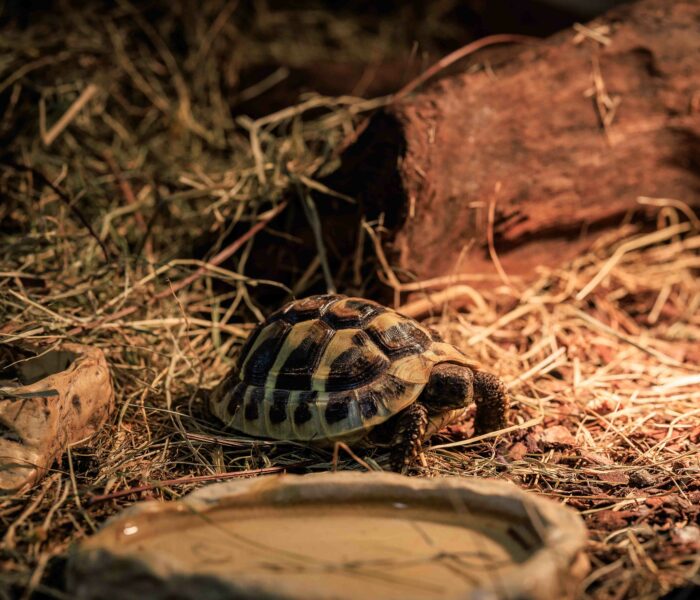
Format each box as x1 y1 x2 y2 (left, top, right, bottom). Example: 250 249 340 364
210 295 477 442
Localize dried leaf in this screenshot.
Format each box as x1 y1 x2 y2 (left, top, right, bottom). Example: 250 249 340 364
596 470 630 485
580 450 613 466
629 469 657 487
508 442 528 461
591 509 636 530
540 425 577 448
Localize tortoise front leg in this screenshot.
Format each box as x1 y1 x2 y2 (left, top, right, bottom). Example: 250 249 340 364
473 371 509 435
389 402 429 473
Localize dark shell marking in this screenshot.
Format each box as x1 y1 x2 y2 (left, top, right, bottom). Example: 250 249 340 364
325 331 389 392
269 390 290 424
366 315 431 359
325 393 352 424
244 395 259 420
267 294 341 324
274 320 334 390
322 299 387 329
241 319 291 386
213 294 474 441
293 391 316 425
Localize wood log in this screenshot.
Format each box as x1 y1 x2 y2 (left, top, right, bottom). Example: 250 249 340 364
330 0 700 283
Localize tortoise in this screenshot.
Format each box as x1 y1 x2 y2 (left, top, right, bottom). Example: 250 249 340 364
210 294 509 471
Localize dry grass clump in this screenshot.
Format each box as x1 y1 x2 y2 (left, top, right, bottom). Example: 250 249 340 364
3 202 698 600
414 211 700 599
1 3 698 600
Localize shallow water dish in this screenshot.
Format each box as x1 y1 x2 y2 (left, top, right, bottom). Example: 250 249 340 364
0 343 114 494
68 472 589 600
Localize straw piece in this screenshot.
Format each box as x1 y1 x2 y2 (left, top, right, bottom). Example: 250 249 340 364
42 84 99 147
398 286 488 319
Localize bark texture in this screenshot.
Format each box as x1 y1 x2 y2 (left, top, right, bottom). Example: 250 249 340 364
337 0 700 281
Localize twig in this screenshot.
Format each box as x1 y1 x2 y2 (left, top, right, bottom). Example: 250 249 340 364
564 306 686 367
332 441 374 471
165 202 288 298
363 220 402 307
637 196 700 230
393 33 539 102
41 83 99 146
104 152 148 235
335 34 538 157
298 188 336 294
487 183 513 288
398 286 487 319
67 201 287 334
576 222 691 300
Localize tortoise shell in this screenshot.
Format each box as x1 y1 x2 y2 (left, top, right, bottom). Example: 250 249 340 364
210 294 478 442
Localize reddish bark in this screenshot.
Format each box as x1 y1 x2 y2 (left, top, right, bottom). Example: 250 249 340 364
337 0 700 282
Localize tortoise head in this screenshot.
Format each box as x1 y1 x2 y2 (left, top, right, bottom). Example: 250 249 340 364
420 362 475 412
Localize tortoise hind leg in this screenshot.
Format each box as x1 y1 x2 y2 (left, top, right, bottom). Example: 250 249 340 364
389 403 429 473
473 371 509 435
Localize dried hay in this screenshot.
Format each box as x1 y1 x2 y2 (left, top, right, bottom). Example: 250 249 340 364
1 3 698 599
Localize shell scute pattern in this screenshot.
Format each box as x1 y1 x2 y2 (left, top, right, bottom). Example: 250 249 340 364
322 329 389 392
271 319 334 390
358 390 380 419
211 294 473 442
325 393 352 424
240 319 291 386
293 391 316 425
365 312 432 359
267 294 340 324
322 298 387 329
243 388 262 421
269 390 290 424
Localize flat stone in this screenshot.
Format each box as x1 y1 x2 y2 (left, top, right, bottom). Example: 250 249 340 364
0 343 114 494
68 472 589 600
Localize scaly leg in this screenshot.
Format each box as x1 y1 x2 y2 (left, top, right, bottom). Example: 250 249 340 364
389 402 429 473
473 371 509 435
